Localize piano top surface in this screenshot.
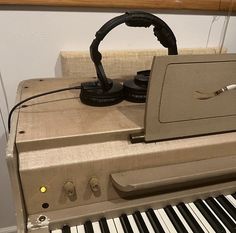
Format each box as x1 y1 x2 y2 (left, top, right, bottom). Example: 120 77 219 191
15 77 145 148
14 78 236 172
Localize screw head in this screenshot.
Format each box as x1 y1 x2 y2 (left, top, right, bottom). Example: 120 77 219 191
38 215 46 222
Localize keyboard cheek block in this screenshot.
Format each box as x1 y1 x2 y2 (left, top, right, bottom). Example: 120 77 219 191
110 156 236 195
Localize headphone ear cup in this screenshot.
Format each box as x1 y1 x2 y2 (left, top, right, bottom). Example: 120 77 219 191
123 79 147 103
134 70 150 88
123 71 150 103
80 79 124 106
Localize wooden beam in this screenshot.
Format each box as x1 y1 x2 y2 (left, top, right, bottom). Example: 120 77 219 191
220 0 236 11
0 0 235 12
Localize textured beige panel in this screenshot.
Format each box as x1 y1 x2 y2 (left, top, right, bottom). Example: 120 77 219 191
145 54 236 141
15 78 143 147
8 75 236 233
61 48 227 79
14 77 236 216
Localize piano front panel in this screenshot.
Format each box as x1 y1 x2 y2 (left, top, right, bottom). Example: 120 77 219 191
19 133 236 215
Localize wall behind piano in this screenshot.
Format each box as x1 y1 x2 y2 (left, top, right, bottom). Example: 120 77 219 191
0 8 235 231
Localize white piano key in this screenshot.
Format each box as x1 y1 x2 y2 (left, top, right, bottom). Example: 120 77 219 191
107 218 118 233
188 202 215 233
70 226 78 233
226 195 236 208
186 203 209 233
127 214 140 233
173 206 194 233
214 197 236 223
51 230 62 233
113 217 124 233
157 208 178 233
77 225 85 233
140 212 155 233
154 209 171 233
203 200 230 233
92 221 102 233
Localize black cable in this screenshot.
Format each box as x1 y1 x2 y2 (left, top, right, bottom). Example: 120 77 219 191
8 85 82 133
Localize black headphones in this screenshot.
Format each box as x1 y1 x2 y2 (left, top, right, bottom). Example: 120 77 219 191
80 11 178 106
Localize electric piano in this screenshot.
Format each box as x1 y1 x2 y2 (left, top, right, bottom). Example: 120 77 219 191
7 54 236 233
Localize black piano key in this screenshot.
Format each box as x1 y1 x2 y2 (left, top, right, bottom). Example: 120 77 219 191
164 205 188 233
205 197 236 233
194 199 226 233
99 217 110 233
232 193 236 200
84 220 94 233
233 193 236 200
119 214 134 233
177 202 204 233
62 225 71 233
216 195 236 221
146 208 165 233
133 211 149 233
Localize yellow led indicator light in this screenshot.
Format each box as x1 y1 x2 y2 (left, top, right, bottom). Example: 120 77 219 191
40 186 47 193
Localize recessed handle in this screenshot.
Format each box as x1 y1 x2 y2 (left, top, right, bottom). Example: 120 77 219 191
110 156 236 193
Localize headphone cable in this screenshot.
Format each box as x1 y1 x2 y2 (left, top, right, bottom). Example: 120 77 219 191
8 85 82 133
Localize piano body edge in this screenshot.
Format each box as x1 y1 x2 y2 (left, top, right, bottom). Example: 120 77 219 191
7 80 27 233
7 77 236 233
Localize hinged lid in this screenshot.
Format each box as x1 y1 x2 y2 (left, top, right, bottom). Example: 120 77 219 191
145 54 236 142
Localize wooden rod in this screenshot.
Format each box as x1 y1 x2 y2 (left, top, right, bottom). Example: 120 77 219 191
0 0 235 12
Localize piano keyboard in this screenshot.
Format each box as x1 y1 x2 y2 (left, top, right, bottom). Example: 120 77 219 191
52 193 236 233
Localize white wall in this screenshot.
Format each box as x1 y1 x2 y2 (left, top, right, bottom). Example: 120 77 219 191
0 8 236 230
0 73 16 230
1 11 236 107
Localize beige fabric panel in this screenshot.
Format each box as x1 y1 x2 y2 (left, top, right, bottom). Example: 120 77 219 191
61 48 226 79
15 78 143 148
15 77 236 215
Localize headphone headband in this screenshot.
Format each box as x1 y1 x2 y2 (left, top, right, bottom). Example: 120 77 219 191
90 11 178 91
